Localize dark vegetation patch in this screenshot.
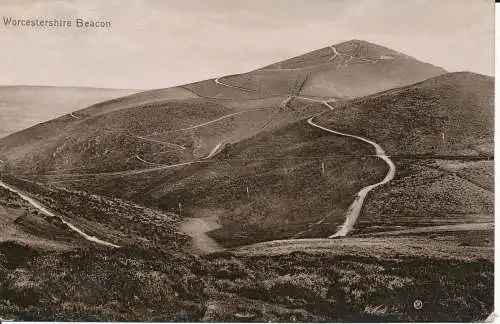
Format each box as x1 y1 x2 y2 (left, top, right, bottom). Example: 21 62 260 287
0 243 492 322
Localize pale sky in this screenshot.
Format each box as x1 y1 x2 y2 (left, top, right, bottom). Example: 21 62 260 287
0 0 494 89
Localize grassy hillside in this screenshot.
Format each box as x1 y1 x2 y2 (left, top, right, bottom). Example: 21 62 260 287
0 96 327 174
356 158 493 234
1 172 491 321
260 40 446 99
0 171 492 321
0 186 89 250
262 39 411 70
2 71 492 246
73 86 199 118
312 72 494 234
315 72 494 156
0 99 232 173
34 110 387 247
0 86 139 139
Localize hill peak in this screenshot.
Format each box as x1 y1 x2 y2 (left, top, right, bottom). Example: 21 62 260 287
333 39 377 47
331 39 414 61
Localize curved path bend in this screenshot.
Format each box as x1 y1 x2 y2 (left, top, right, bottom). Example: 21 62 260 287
307 116 396 237
135 154 157 165
69 112 81 119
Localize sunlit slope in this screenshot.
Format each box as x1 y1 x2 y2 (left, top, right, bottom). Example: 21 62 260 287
184 40 445 100
0 95 327 174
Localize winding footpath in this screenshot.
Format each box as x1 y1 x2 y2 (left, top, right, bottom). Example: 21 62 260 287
0 180 120 248
307 115 396 237
210 71 395 238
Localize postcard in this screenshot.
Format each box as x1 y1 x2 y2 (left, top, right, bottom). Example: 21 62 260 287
0 0 494 322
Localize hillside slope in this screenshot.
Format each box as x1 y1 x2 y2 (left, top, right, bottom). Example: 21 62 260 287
47 108 386 247
194 39 445 100
313 72 494 233
0 86 139 139
0 175 187 251
315 72 494 156
50 72 493 246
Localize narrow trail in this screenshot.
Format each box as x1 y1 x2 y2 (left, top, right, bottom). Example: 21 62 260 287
257 45 344 71
259 43 386 74
307 116 396 237
296 95 338 108
166 107 272 133
279 97 293 110
39 160 199 178
420 163 493 193
204 142 222 160
135 154 157 165
291 217 327 239
41 140 224 179
321 100 336 111
214 77 258 92
0 180 120 248
359 222 493 237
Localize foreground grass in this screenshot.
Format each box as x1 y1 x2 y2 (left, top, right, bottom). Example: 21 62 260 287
0 173 492 321
0 240 492 322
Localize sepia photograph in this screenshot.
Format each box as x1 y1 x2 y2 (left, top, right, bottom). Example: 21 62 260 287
0 0 494 322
